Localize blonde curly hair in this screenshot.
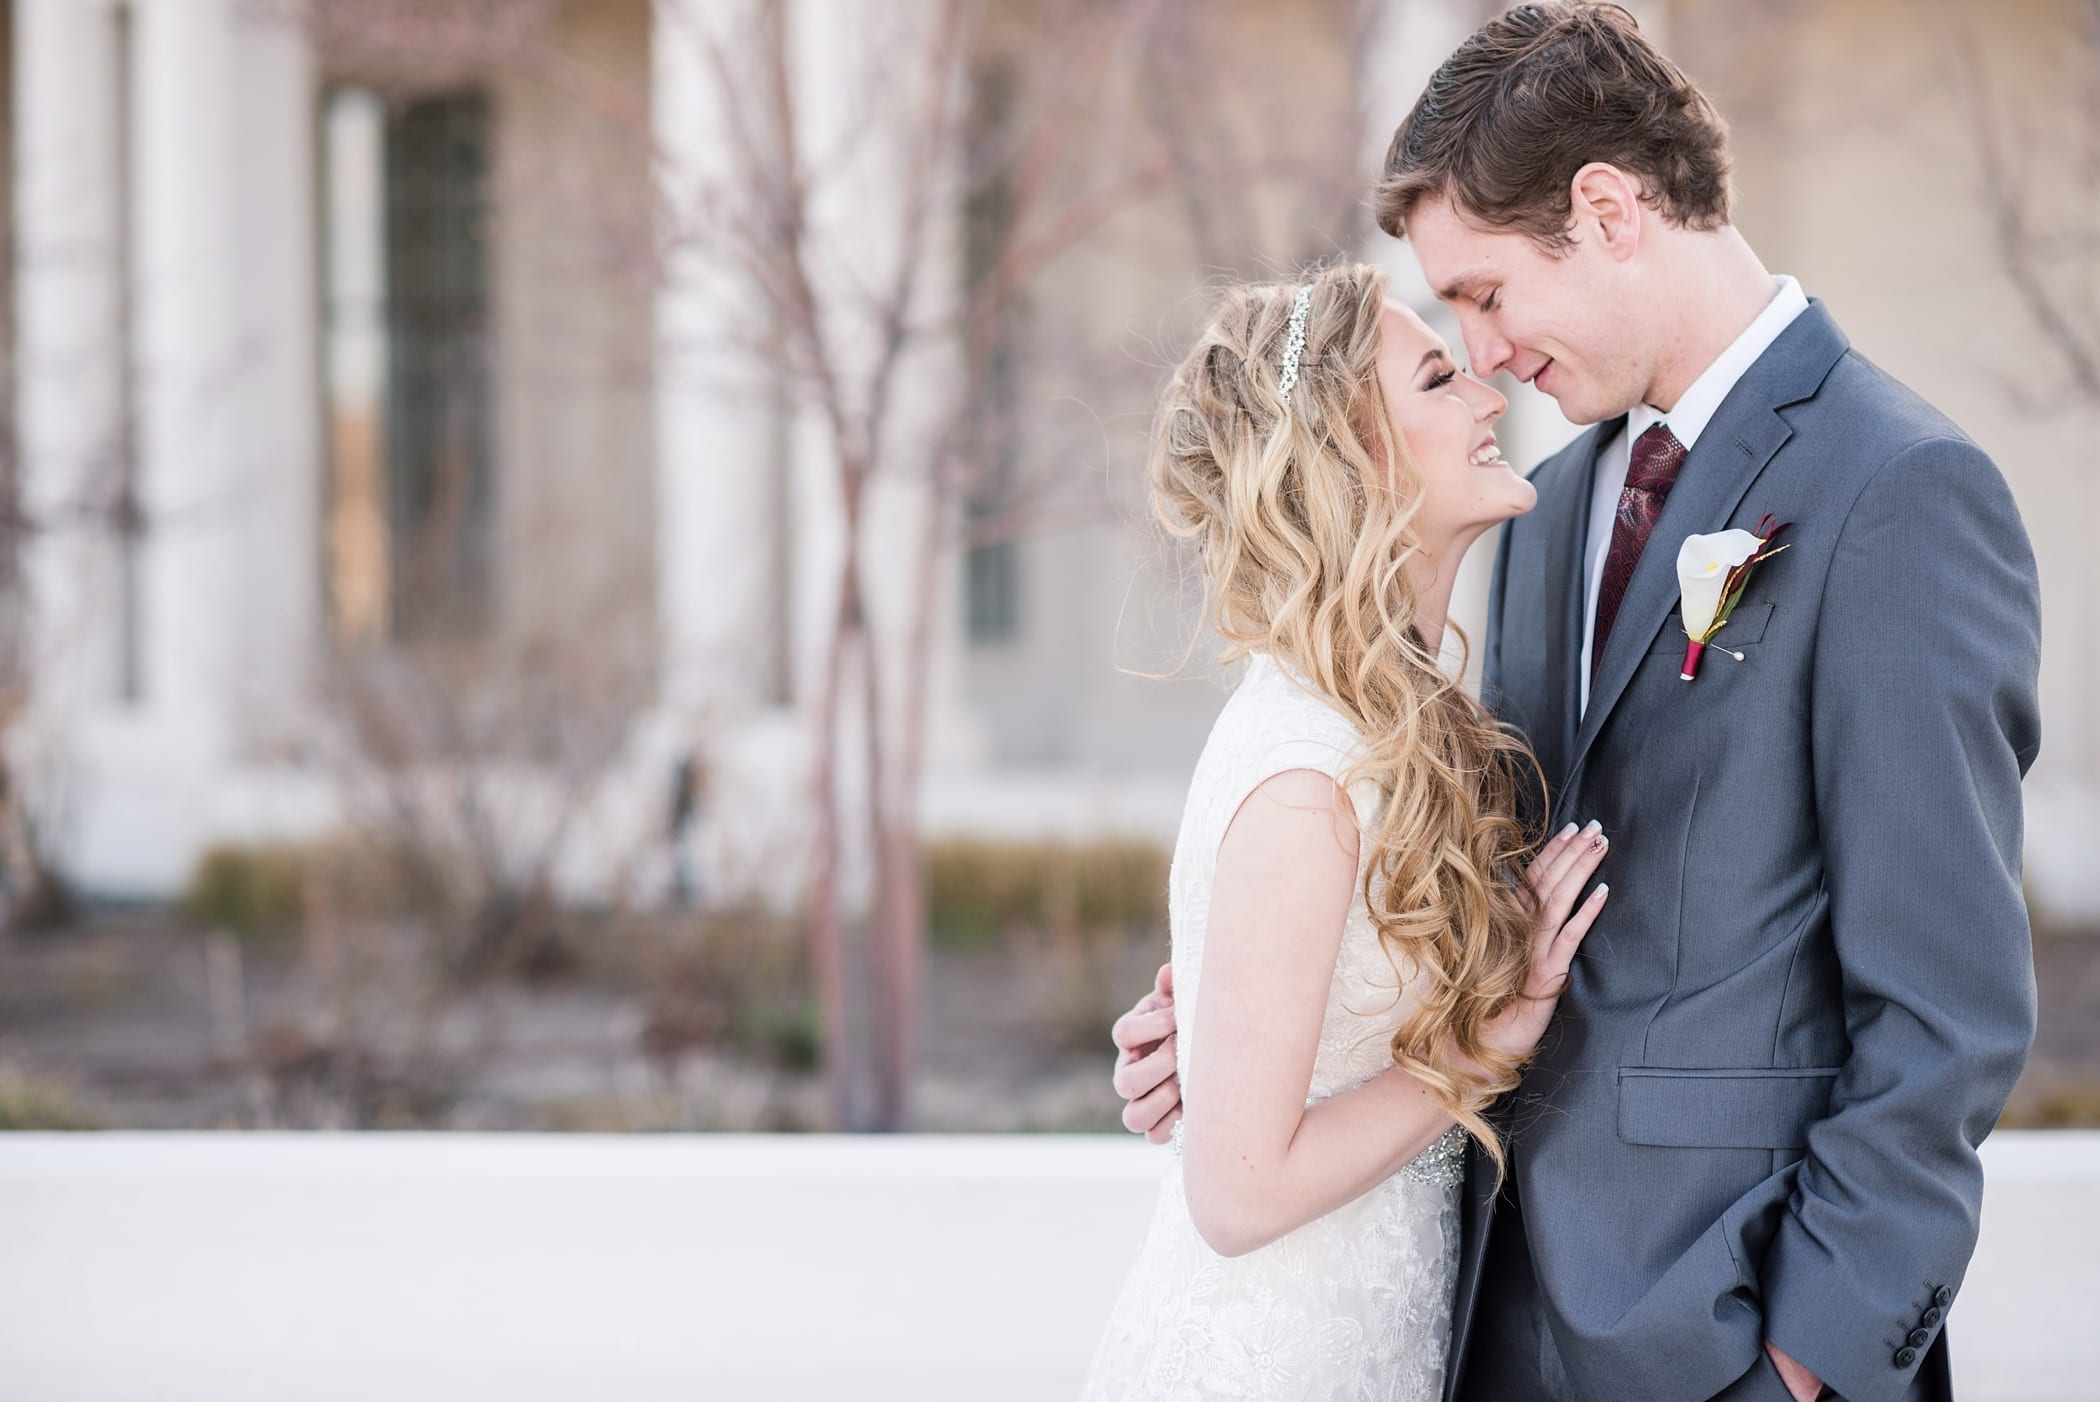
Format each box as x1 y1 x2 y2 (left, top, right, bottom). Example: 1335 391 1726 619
1149 261 1549 1178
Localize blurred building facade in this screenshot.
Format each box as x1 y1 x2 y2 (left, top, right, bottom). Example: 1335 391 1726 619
6 0 2098 925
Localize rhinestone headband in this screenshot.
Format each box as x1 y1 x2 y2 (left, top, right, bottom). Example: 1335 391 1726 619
1276 284 1313 404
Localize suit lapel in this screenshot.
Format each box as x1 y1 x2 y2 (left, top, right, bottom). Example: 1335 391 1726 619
1563 302 1851 788
1543 419 1616 786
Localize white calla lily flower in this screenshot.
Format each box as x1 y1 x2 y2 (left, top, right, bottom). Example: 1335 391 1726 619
1676 528 1765 639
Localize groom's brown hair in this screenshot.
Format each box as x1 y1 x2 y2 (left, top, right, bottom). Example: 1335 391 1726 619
1374 1 1732 249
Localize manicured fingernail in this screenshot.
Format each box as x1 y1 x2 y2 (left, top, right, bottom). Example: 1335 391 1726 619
1593 835 1608 850
1595 883 1609 896
1583 819 1602 835
1558 823 1579 840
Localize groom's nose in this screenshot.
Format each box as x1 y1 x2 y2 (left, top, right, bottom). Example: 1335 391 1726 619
1459 319 1514 378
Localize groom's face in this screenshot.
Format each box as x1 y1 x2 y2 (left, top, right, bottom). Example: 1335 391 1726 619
1406 195 1648 426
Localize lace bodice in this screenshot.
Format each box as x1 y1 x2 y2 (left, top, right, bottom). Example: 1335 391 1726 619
1079 653 1464 1401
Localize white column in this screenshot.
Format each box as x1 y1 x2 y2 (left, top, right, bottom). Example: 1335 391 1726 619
15 0 125 721
1358 0 1477 310
16 0 249 891
1358 0 1582 691
651 0 789 720
224 6 320 749
790 0 964 761
131 0 240 753
640 0 819 911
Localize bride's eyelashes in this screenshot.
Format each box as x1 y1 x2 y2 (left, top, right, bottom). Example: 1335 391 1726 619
1426 368 1457 391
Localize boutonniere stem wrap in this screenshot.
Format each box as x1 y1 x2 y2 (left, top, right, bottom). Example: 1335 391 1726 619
1674 514 1792 681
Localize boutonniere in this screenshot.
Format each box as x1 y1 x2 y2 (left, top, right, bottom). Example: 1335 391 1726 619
1674 514 1793 681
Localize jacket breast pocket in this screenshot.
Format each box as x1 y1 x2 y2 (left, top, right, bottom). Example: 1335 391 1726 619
1617 1065 1839 1149
1648 600 1775 655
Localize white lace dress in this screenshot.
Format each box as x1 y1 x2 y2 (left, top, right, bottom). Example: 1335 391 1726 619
1079 653 1465 1402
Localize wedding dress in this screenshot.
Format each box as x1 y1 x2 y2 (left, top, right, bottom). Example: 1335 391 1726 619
1079 652 1465 1402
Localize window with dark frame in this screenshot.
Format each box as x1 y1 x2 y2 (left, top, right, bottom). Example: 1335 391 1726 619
320 84 497 646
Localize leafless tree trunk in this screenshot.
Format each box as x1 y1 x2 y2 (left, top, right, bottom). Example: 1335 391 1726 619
673 0 1373 1128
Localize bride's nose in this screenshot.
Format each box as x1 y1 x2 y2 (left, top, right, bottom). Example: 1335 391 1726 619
1463 372 1508 423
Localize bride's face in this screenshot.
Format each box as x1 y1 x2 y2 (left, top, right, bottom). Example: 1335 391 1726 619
1372 299 1535 548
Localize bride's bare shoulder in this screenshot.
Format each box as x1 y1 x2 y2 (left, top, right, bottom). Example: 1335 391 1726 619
1223 767 1361 865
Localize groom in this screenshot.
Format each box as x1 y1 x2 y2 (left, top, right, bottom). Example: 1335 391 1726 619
1108 5 2042 1400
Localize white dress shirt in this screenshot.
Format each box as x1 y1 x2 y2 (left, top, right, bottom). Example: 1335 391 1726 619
1578 275 1811 714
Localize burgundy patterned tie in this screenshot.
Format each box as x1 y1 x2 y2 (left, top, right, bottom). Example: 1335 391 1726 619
1591 422 1688 680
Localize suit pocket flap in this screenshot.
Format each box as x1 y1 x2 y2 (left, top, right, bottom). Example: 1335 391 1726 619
1649 600 1775 654
1617 1066 1839 1149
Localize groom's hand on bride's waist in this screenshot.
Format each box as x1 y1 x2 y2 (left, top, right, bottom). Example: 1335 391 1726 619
1112 962 1183 1143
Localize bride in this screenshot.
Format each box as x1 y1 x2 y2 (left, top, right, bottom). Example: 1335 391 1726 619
1080 262 1611 1400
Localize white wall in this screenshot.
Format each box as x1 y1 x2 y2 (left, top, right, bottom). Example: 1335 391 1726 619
0 1132 2093 1401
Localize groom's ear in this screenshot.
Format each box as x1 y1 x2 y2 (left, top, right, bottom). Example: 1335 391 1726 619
1567 163 1645 263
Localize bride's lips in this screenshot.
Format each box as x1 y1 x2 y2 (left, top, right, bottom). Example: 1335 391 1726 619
1469 433 1507 468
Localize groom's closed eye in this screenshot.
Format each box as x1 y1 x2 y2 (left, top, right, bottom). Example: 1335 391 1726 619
1433 275 1500 313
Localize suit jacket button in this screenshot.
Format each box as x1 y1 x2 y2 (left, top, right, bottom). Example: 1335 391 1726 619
1896 1346 1919 1368
1907 1328 1931 1348
1934 1285 1954 1307
1921 1305 1943 1326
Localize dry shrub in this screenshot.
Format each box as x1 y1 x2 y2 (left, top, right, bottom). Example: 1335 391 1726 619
924 838 1166 947
924 838 1168 1050
0 1061 96 1130
636 906 818 1075
181 835 426 943
183 844 314 943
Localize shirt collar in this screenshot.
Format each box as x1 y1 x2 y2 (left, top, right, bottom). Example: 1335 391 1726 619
1626 275 1810 452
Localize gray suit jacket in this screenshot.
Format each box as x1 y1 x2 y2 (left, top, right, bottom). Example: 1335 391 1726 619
1450 302 2042 1402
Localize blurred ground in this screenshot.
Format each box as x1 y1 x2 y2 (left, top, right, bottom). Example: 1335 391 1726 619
0 912 1164 1134
0 910 2091 1133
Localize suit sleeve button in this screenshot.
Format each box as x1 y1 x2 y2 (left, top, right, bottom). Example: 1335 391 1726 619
1934 1285 1954 1307
1907 1328 1931 1348
1921 1305 1943 1326
1896 1347 1919 1368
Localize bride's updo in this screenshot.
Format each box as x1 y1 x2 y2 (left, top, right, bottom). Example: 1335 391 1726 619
1149 261 1548 1177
